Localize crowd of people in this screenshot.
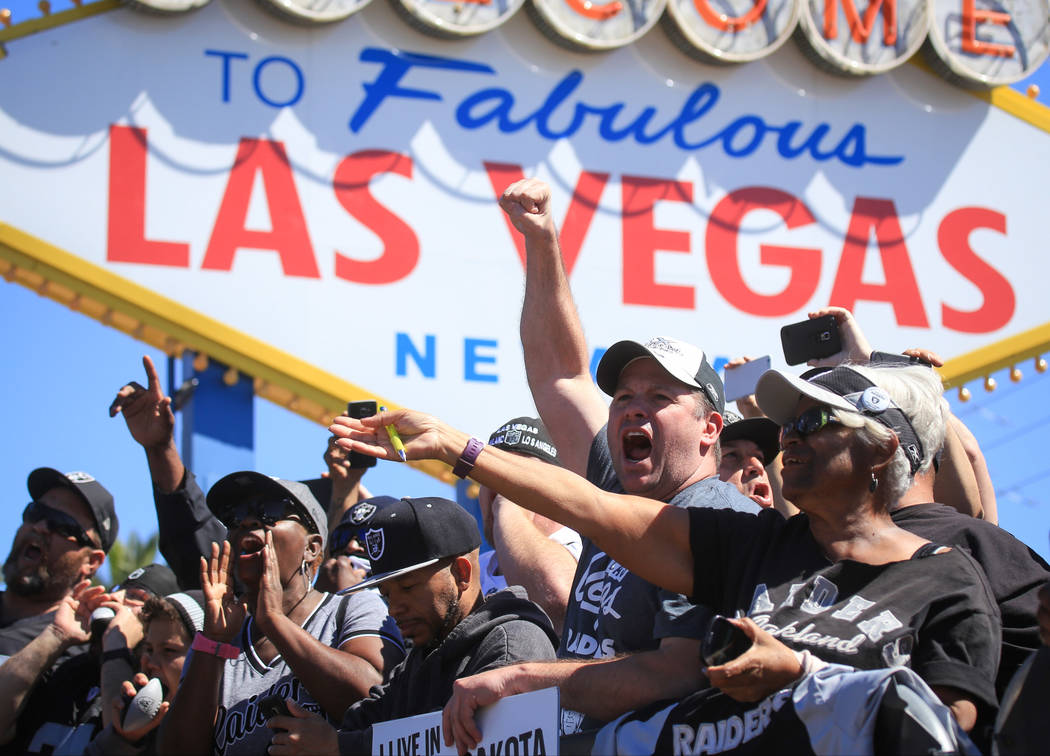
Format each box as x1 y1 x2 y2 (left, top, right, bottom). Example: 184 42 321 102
2 177 1048 755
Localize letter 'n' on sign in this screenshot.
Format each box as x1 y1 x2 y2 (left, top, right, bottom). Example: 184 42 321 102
484 163 609 278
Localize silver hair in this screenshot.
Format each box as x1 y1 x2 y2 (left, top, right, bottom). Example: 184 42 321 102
830 363 947 505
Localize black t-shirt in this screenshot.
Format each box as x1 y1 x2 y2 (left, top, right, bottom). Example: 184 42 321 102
892 502 1050 698
0 594 77 663
688 507 1001 717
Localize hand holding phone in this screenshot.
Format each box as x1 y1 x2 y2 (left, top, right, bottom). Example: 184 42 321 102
701 615 753 667
258 694 291 730
346 401 378 469
724 356 771 404
780 315 842 366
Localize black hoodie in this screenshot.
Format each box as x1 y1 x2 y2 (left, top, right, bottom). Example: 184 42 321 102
337 586 558 753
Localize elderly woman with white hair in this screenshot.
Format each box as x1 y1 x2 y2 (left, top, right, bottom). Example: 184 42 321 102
331 363 1001 753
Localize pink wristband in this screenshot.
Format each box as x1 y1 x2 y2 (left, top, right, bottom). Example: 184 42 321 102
192 632 240 660
452 438 485 479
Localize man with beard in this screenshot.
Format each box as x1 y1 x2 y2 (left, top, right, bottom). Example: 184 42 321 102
262 496 559 756
0 468 117 754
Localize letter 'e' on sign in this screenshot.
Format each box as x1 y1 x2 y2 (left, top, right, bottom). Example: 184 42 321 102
923 0 1050 87
794 0 929 75
663 0 801 63
529 0 668 50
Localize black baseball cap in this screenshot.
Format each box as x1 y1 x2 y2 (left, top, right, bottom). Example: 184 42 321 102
114 563 179 597
206 472 328 552
346 497 481 593
487 417 560 466
720 412 780 467
330 496 400 555
27 468 119 552
597 337 725 414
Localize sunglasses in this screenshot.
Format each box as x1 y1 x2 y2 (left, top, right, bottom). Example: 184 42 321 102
221 497 305 531
23 501 99 549
329 525 362 557
779 407 842 444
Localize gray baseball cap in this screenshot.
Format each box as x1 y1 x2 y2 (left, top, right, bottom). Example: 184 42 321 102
206 471 328 551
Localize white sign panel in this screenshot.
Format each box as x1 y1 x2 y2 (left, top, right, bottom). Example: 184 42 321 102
371 687 559 755
0 1 1048 436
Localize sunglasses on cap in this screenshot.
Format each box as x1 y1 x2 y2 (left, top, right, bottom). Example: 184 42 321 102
220 497 307 531
23 501 99 549
779 406 842 445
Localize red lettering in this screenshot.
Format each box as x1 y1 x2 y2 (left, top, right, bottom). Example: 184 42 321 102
961 0 1015 57
621 176 694 309
828 197 928 327
706 188 821 317
823 0 897 45
692 0 768 31
484 163 609 278
938 207 1013 333
333 150 419 285
106 125 190 267
201 139 318 277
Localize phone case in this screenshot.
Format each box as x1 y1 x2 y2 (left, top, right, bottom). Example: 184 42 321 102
780 315 842 366
346 401 378 469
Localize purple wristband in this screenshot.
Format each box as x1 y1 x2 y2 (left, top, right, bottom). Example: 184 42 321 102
452 438 485 479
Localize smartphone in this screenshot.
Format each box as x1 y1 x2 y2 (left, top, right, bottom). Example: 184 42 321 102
869 351 933 367
701 615 752 667
258 694 291 726
723 356 771 404
346 401 378 469
780 315 842 366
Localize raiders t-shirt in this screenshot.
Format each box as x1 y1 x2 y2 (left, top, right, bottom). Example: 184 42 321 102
688 507 1001 717
210 590 402 756
557 431 758 734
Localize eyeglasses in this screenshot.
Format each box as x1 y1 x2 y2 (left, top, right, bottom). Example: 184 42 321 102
221 497 305 531
779 407 842 444
329 525 360 557
23 501 99 549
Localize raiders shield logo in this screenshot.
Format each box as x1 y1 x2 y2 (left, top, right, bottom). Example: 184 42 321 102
66 471 96 483
349 502 376 524
365 528 385 560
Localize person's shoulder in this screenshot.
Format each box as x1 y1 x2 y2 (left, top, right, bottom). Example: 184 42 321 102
895 505 1050 568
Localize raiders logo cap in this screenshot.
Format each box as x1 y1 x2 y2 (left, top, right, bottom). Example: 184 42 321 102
487 417 559 467
27 468 119 552
345 497 481 593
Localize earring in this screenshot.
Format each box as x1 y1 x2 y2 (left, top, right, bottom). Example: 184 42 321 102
869 472 878 492
300 559 307 574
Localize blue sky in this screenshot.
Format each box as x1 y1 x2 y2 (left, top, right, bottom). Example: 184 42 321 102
1 2 1048 580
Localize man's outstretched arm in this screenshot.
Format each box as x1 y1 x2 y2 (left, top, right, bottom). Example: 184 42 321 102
503 179 608 476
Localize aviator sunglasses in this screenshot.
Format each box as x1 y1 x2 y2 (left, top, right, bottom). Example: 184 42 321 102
221 497 306 531
23 500 99 549
779 406 842 445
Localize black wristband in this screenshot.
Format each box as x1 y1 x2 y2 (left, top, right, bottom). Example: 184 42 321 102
101 647 135 665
